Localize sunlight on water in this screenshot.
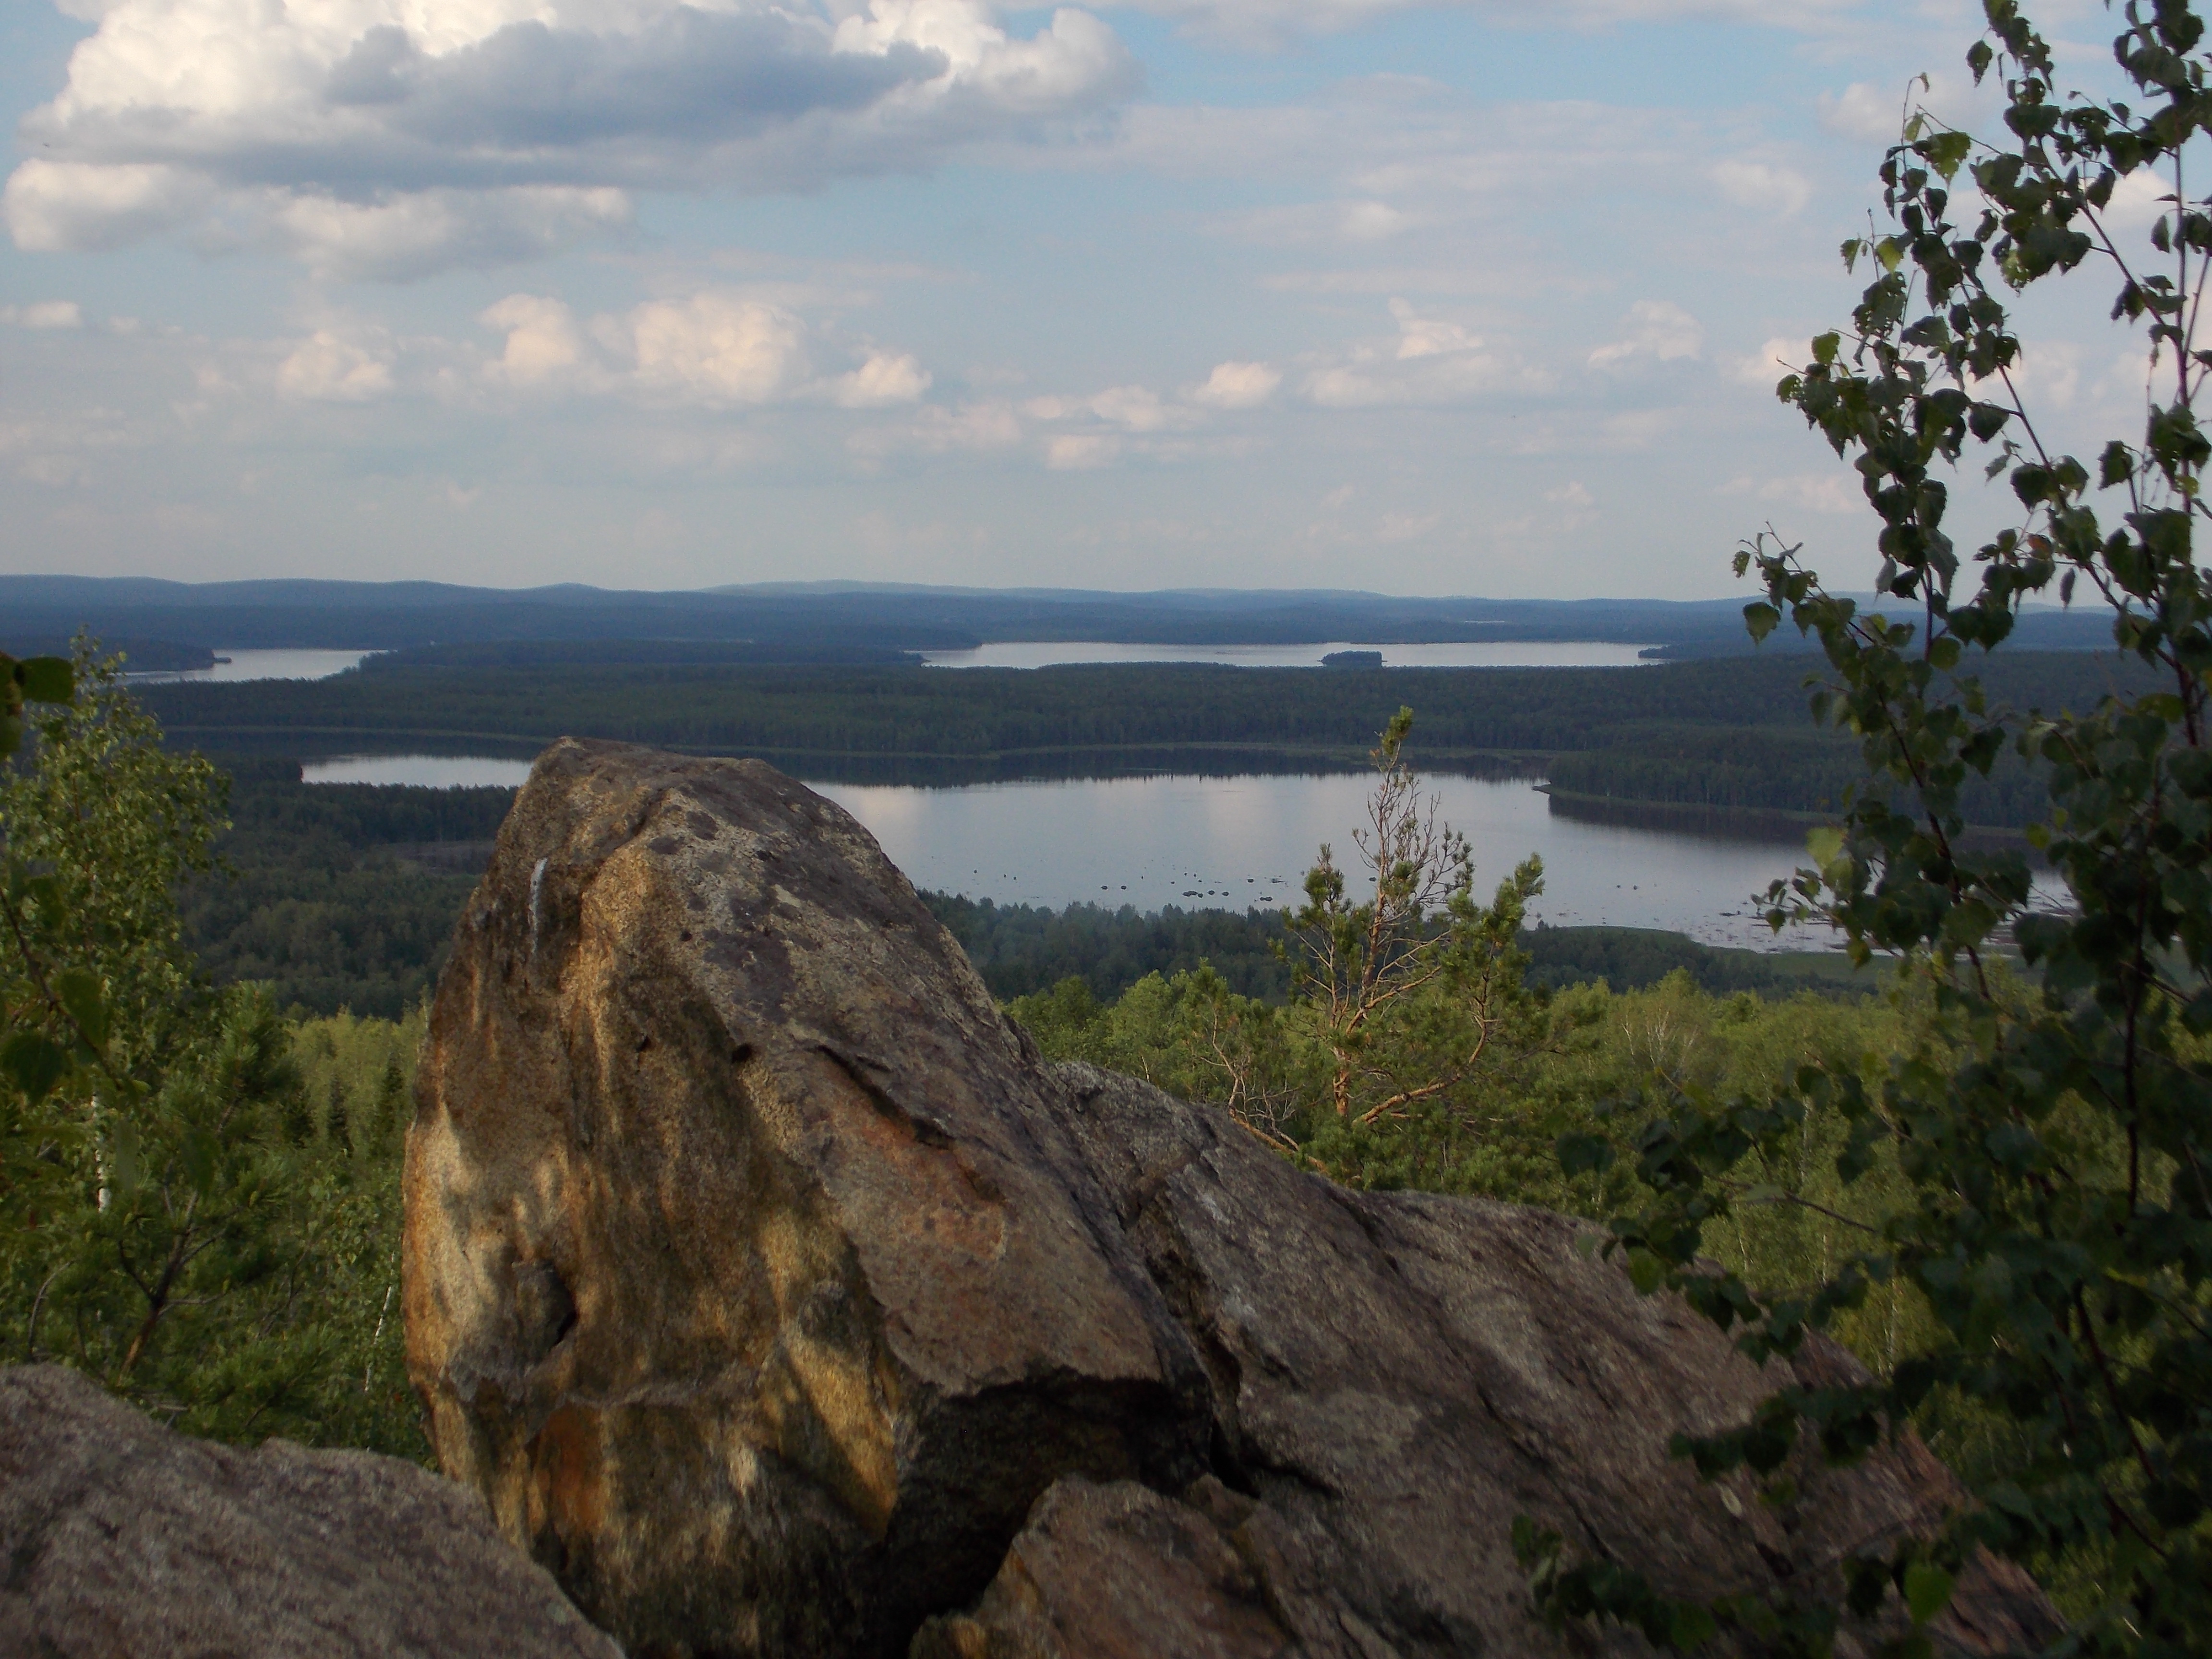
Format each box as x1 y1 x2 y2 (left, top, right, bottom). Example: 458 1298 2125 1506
302 755 538 787
917 641 1656 669
128 649 381 684
812 773 1830 952
290 757 2067 954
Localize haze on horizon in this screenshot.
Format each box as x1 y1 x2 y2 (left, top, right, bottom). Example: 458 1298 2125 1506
0 0 2148 600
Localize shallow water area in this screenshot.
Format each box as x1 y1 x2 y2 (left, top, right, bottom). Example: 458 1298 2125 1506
129 648 381 684
917 641 1656 670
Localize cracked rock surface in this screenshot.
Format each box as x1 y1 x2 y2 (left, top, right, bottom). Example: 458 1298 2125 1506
407 740 2059 1659
0 1363 618 1658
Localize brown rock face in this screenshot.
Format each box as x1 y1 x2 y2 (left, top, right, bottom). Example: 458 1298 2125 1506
0 1363 618 1659
406 740 1210 1658
407 740 2058 1659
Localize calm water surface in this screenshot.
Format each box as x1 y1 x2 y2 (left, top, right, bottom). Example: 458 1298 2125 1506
305 757 1832 950
129 648 380 684
305 754 536 787
814 773 1826 950
919 641 1655 669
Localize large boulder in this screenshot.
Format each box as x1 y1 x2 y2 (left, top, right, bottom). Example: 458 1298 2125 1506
920 1064 2059 1659
407 740 2058 1659
406 740 1210 1659
0 1363 619 1658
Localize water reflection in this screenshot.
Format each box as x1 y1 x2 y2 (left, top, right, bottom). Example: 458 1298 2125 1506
299 755 1815 947
918 641 1655 670
811 772 1831 953
129 648 380 684
303 754 537 787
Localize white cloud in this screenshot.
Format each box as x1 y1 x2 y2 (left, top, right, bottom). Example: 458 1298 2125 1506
2097 167 2173 236
1588 300 1702 371
1720 471 1863 516
1046 433 1120 468
1191 361 1281 409
1026 383 1202 432
276 331 396 402
1393 298 1481 361
1712 160 1810 219
0 159 628 281
0 301 84 330
267 188 634 284
1106 0 1859 48
829 350 933 408
1815 81 1910 146
10 0 1137 276
5 161 208 253
1306 298 1551 407
1546 480 1593 508
478 288 931 409
1375 510 1439 541
480 295 588 385
1726 336 1811 387
1089 385 1176 431
1993 339 2080 410
1817 72 1992 150
1214 198 1420 247
850 400 1026 458
2093 344 2161 408
624 294 812 407
1341 201 1410 240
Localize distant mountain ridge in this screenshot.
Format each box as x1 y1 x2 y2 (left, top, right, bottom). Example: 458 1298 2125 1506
0 575 2117 657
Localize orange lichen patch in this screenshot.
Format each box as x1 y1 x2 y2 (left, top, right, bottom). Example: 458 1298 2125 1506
814 1062 1008 1265
532 1405 606 1541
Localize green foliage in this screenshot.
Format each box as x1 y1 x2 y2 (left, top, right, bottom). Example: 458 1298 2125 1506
0 648 425 1457
1020 950 1906 1216
926 893 1295 1002
143 651 2132 788
0 651 73 764
1017 712 1570 1193
180 768 505 1017
1527 6 2212 1650
1284 709 1548 1146
1545 720 2072 828
1013 964 1310 1140
173 767 1861 1022
1519 925 1868 1000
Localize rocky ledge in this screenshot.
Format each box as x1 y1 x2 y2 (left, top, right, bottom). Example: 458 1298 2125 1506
0 1363 618 1658
405 738 2059 1659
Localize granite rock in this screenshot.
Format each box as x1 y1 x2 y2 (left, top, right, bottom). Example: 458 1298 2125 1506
407 741 2058 1659
0 1362 619 1659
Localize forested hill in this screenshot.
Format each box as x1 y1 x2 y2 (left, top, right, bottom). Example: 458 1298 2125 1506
143 651 2150 789
0 575 2117 656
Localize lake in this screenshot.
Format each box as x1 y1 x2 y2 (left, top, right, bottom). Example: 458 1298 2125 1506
128 648 381 684
127 641 1651 680
918 641 1655 669
301 756 1832 951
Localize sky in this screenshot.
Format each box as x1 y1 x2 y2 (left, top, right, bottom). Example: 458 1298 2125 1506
0 0 2167 597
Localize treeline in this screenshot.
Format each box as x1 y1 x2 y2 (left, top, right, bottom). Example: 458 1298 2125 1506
183 772 1866 1017
144 651 2149 789
1545 721 2058 826
929 893 1863 1005
926 898 1296 1002
182 767 513 1017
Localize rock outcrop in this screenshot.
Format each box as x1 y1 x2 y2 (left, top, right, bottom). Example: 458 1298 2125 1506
407 739 2058 1659
0 1363 619 1658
